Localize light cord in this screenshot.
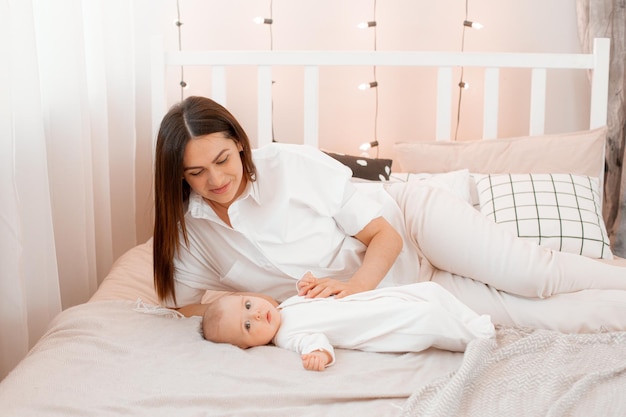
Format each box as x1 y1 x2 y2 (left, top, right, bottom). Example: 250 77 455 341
175 0 185 101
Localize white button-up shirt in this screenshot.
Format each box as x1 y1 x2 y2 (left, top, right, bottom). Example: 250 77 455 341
169 143 419 307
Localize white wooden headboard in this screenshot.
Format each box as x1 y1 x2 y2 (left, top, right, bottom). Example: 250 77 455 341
151 37 610 148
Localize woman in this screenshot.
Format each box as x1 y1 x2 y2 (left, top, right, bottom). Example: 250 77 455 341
154 96 626 329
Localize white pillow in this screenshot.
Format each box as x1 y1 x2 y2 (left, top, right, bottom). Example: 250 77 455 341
474 173 612 260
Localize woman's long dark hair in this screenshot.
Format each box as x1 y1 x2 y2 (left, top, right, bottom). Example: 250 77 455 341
153 96 256 305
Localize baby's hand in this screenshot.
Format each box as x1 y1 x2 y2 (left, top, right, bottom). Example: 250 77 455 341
301 350 331 372
297 272 318 296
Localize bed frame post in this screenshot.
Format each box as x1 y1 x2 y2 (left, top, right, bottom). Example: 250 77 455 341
589 37 610 129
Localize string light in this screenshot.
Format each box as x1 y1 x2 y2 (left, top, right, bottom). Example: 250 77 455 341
254 0 276 142
253 17 273 25
455 0 484 140
357 21 377 29
175 0 186 100
359 140 379 151
356 0 379 157
463 20 483 30
358 81 378 90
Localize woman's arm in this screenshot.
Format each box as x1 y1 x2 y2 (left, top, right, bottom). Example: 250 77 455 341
176 291 279 317
177 303 211 318
299 216 402 298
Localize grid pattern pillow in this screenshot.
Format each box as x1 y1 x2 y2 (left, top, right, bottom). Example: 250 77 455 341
474 173 612 259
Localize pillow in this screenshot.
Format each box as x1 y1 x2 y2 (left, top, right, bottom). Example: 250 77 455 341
89 239 159 304
474 173 612 259
393 127 607 182
323 151 393 181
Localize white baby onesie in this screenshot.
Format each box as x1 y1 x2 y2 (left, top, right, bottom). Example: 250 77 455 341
272 281 495 366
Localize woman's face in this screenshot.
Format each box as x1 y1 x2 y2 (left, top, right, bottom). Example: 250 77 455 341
182 132 246 208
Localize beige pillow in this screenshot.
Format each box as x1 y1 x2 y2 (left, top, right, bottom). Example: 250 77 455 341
89 239 159 305
393 127 607 181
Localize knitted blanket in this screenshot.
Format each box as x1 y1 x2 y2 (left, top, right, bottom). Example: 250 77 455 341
401 326 626 417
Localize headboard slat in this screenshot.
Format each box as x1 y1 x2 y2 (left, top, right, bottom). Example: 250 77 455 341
257 66 273 148
436 67 453 141
482 68 500 140
303 66 320 148
211 66 227 107
529 68 547 136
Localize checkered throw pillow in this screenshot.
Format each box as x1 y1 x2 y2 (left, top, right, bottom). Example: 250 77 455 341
474 173 612 259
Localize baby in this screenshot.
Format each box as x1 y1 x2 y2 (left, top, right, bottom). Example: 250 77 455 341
202 278 495 371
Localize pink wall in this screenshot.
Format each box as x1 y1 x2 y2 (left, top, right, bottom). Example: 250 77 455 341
157 1 585 160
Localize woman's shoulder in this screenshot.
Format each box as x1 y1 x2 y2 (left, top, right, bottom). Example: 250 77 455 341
253 142 323 159
253 143 347 172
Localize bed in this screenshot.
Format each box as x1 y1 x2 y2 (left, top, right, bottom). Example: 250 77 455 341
1 38 626 417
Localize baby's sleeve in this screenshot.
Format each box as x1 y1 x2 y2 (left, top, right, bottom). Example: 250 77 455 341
276 332 336 367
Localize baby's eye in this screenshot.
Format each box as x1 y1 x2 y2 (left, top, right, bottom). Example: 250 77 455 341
245 301 251 310
245 320 251 330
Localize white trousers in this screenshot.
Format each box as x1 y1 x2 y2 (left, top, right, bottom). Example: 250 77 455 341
385 182 626 332
387 181 626 298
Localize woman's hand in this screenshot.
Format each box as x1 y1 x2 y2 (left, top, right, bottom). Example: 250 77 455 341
297 272 366 299
297 217 402 299
301 350 332 371
297 272 318 295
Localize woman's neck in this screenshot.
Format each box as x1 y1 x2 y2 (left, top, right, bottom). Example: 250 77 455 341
204 175 248 227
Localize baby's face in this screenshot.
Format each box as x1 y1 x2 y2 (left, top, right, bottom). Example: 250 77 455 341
217 295 281 348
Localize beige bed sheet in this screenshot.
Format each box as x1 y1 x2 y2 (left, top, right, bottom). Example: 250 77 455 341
0 298 464 417
3 239 625 416
0 239 463 416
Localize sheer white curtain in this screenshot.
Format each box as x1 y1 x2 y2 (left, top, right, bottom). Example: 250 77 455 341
0 0 159 380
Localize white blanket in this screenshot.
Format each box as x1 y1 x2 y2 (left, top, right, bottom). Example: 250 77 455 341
401 326 626 416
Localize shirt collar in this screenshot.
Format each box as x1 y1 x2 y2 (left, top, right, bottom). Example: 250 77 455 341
187 179 260 219
241 177 260 204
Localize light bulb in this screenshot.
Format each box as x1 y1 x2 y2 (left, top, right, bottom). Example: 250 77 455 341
358 81 378 90
253 17 273 25
458 81 469 89
357 21 377 29
463 20 483 30
359 140 379 151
